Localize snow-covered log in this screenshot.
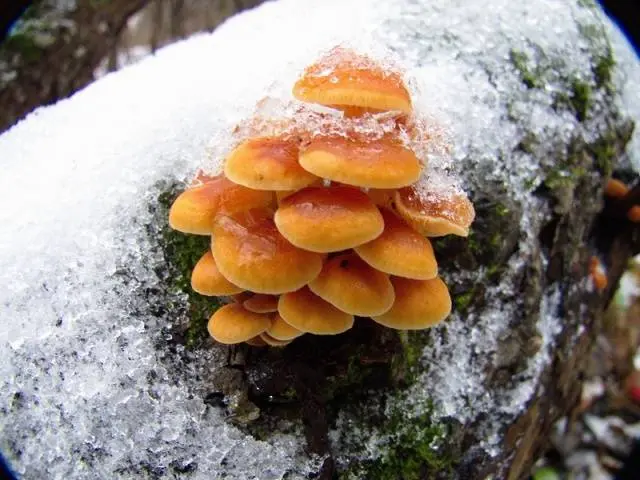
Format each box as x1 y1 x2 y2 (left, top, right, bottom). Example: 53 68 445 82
0 0 638 478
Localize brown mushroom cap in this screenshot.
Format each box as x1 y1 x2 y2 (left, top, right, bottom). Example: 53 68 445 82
371 276 451 330
274 186 384 252
207 303 272 344
394 186 475 237
243 294 279 313
169 174 273 234
259 333 292 347
278 286 354 335
191 250 244 296
355 209 438 280
267 314 305 341
292 47 412 114
224 136 318 191
308 252 395 316
212 208 324 294
299 135 421 189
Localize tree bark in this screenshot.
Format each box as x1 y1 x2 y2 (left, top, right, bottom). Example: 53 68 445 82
0 0 150 134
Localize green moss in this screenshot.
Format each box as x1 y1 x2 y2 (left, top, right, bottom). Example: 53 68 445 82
509 50 541 89
344 402 453 480
576 0 597 8
543 165 585 191
593 48 615 90
3 32 42 61
157 187 222 348
569 79 592 122
454 290 475 313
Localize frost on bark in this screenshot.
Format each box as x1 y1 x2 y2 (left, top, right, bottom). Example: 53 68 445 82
0 1 638 479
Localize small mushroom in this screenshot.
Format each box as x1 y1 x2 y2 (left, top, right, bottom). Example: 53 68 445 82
212 208 324 294
207 303 272 344
354 208 438 280
191 250 244 296
274 186 384 252
224 136 318 191
259 333 292 347
267 314 305 341
243 294 279 313
308 252 395 316
299 134 421 189
169 174 273 234
231 291 254 304
394 186 475 237
292 47 412 114
628 205 640 223
371 276 451 330
278 286 354 335
604 178 629 198
245 336 268 347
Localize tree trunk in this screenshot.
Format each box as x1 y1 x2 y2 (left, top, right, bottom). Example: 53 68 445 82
0 0 151 134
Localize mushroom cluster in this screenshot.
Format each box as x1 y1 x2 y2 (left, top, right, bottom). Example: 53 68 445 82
168 47 475 347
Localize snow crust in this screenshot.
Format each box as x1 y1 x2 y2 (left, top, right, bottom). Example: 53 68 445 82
0 0 638 477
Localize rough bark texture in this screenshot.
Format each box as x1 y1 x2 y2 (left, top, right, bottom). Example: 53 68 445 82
0 0 266 134
0 0 150 133
0 1 638 479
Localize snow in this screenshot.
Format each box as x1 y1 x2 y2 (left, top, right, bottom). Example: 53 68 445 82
0 0 638 478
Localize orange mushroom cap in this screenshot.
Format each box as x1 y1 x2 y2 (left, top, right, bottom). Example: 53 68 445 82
169 174 273 235
604 178 629 198
355 209 438 280
292 47 412 114
259 333 292 347
299 134 421 189
207 303 272 344
308 252 395 316
224 136 318 191
278 286 354 335
372 276 451 330
394 186 475 237
267 314 305 341
231 291 254 304
274 186 384 252
243 294 279 313
191 250 244 296
628 205 640 223
212 208 324 294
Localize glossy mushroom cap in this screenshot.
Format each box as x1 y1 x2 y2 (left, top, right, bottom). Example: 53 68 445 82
212 208 324 294
278 286 354 335
243 294 279 313
274 186 384 252
292 47 412 114
169 174 273 235
207 303 272 344
299 134 421 189
372 276 451 330
355 209 438 280
267 314 305 341
308 252 395 316
394 186 475 237
224 136 318 191
191 250 244 296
